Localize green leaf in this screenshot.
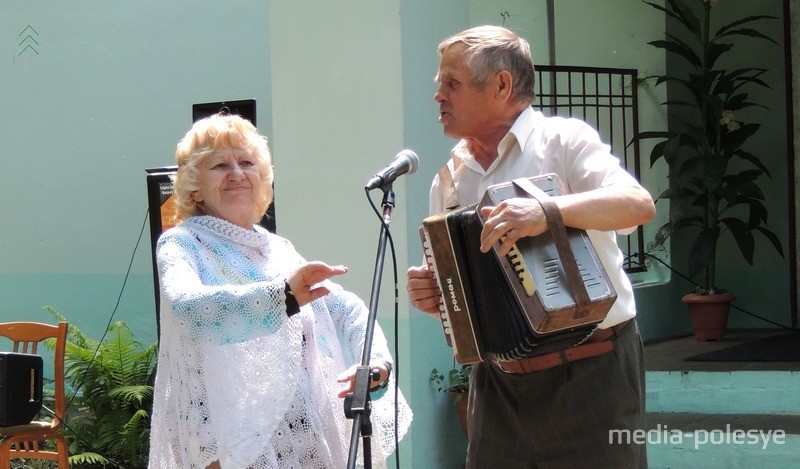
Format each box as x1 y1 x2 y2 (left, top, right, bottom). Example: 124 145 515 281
688 227 720 278
651 222 673 247
715 14 779 43
650 38 702 69
746 199 769 225
755 226 786 258
705 42 733 70
639 0 783 302
43 309 157 468
720 123 759 156
667 0 702 35
721 217 755 264
69 451 110 465
645 0 700 35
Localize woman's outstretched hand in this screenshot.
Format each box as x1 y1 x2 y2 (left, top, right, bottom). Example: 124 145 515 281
287 262 348 306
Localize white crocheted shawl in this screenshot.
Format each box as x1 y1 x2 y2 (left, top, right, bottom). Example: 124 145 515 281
148 216 411 468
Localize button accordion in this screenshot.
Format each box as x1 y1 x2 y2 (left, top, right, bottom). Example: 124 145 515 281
419 174 617 364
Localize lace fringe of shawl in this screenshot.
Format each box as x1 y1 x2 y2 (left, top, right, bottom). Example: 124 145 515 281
149 216 411 468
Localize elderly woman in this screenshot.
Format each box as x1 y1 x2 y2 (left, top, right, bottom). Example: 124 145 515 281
148 114 411 469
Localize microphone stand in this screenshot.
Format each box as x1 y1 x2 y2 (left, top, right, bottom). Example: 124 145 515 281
343 186 396 469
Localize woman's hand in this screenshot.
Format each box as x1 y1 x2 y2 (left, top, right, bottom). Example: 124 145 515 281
336 362 390 398
286 262 348 306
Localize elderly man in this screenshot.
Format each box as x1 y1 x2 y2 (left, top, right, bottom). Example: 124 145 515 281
407 26 655 468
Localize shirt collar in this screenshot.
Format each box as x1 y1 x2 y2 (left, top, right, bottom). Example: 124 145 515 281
503 106 538 155
451 106 539 175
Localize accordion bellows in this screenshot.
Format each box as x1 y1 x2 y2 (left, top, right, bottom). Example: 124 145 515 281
419 174 617 364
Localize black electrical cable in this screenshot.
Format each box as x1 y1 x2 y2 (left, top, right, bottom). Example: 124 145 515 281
53 208 150 467
65 208 149 411
365 188 403 468
635 251 795 331
42 404 127 468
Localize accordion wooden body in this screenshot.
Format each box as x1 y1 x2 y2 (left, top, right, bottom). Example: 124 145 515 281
419 174 617 364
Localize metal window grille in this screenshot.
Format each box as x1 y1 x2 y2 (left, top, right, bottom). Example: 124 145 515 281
533 65 646 273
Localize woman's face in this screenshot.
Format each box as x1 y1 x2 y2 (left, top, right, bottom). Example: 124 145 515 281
192 147 263 228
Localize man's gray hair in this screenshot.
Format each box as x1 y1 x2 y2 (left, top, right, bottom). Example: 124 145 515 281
438 25 536 105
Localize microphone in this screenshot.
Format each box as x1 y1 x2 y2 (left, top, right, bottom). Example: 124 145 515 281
365 150 419 190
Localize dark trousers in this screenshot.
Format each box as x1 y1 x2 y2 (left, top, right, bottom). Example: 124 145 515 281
466 320 647 469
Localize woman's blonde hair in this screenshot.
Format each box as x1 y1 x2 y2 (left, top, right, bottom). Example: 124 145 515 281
172 113 273 225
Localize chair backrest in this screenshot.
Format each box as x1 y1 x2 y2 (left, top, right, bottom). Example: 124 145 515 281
0 322 68 427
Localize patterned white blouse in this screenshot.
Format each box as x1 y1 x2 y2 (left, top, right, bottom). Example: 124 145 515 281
148 215 411 468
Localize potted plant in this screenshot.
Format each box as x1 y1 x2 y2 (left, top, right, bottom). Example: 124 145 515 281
638 0 784 340
45 306 157 468
430 365 471 435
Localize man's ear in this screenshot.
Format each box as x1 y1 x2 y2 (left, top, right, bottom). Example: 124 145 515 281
495 70 514 101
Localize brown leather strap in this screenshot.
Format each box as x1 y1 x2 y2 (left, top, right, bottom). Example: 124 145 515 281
495 319 632 374
585 318 632 343
511 178 592 318
495 341 613 373
438 160 462 211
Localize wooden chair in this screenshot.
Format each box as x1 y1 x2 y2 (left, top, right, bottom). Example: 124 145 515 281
0 322 69 468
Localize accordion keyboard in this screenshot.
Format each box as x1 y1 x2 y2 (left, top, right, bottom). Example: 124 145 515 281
506 242 536 297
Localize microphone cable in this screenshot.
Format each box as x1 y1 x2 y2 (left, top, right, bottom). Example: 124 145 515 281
49 207 151 467
64 207 149 412
42 404 127 468
365 187 403 469
631 251 796 331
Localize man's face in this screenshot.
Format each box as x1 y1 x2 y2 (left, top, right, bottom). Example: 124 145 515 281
434 44 495 140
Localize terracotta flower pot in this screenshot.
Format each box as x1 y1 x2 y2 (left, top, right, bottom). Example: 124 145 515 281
450 391 469 436
682 293 735 341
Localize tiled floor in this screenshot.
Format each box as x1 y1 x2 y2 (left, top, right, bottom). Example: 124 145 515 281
644 328 800 372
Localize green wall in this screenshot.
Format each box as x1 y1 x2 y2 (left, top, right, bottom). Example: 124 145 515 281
1 0 273 342
400 0 791 465
637 0 791 339
400 0 672 465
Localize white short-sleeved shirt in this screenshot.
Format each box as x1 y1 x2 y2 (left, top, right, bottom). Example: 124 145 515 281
429 107 643 328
